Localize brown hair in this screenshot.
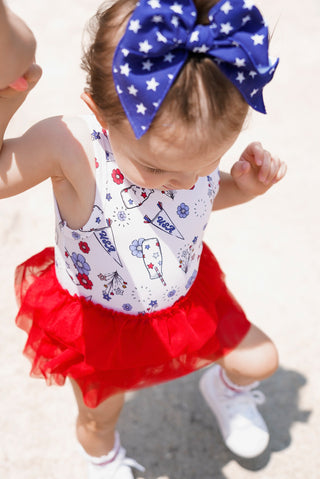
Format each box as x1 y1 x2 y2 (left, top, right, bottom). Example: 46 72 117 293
81 0 248 139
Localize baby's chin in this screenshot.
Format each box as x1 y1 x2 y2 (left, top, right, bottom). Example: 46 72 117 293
126 176 168 191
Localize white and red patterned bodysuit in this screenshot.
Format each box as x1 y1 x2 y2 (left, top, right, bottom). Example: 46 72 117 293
54 115 220 315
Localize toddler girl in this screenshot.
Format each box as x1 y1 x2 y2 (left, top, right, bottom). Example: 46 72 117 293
0 0 286 477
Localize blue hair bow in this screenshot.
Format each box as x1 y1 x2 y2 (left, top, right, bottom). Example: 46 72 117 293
113 0 279 138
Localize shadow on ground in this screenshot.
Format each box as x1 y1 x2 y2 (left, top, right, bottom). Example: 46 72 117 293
118 366 311 479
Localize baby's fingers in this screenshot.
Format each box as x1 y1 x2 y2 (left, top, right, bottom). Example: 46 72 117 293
264 156 287 185
257 150 272 183
273 160 287 183
261 155 281 184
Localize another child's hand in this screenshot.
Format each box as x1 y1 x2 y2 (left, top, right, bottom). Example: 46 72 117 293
0 5 37 90
0 63 42 103
230 142 287 198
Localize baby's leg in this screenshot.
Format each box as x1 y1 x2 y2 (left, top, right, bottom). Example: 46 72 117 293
217 324 279 385
200 325 278 458
70 378 125 457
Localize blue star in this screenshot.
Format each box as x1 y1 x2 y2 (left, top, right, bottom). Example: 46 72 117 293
103 291 112 301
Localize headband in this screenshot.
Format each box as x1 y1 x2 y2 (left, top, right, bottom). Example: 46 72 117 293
113 0 278 138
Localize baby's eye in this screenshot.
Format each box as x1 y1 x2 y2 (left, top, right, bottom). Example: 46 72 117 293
147 167 164 175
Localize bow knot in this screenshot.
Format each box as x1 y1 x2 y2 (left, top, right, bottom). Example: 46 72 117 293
113 0 278 138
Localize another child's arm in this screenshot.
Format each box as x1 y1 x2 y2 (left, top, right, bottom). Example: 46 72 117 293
213 142 287 211
0 66 87 204
0 1 36 90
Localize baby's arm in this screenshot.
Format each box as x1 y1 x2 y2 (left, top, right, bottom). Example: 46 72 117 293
213 142 287 211
0 1 36 90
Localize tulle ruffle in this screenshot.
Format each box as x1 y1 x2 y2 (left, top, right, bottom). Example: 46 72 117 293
14 244 250 408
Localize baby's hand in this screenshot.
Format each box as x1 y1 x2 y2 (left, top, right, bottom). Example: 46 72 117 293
231 142 287 198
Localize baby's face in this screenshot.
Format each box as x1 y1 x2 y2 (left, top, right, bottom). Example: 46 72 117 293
107 120 239 190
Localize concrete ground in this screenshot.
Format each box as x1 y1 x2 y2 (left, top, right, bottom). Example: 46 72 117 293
0 0 319 478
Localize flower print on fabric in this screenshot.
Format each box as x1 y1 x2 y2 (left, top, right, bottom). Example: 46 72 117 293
77 273 93 290
144 202 184 239
79 241 90 254
112 168 124 185
159 284 185 307
130 238 145 258
71 253 91 275
177 202 190 218
112 206 132 228
122 303 133 312
63 247 93 291
117 210 126 222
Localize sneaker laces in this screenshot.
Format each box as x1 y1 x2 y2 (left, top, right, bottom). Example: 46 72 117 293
111 446 145 473
79 431 145 475
223 387 266 423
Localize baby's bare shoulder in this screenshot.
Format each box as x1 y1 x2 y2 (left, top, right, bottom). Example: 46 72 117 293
55 115 95 182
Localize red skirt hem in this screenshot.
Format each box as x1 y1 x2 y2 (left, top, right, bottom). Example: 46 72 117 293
14 244 250 408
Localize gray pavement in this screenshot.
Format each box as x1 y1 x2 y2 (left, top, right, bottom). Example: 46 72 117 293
0 1 319 478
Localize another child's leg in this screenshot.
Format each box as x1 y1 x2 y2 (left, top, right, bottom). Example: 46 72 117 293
200 325 278 458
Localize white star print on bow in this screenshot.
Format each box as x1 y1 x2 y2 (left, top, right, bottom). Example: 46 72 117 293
113 0 279 138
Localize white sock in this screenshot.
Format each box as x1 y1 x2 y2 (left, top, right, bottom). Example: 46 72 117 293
220 366 259 392
79 431 121 466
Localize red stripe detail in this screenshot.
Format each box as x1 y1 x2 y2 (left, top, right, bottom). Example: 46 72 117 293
95 443 121 467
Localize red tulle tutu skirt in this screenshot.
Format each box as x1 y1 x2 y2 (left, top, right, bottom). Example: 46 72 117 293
14 244 250 408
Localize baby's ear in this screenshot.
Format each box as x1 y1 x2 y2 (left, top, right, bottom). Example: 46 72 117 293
81 91 108 129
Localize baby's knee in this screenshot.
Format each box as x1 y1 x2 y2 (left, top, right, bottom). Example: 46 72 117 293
220 326 279 381
251 338 279 380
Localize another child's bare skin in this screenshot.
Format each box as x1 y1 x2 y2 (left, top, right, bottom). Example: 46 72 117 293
0 1 36 90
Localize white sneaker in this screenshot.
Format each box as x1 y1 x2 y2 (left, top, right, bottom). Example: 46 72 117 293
80 432 145 479
199 365 269 458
